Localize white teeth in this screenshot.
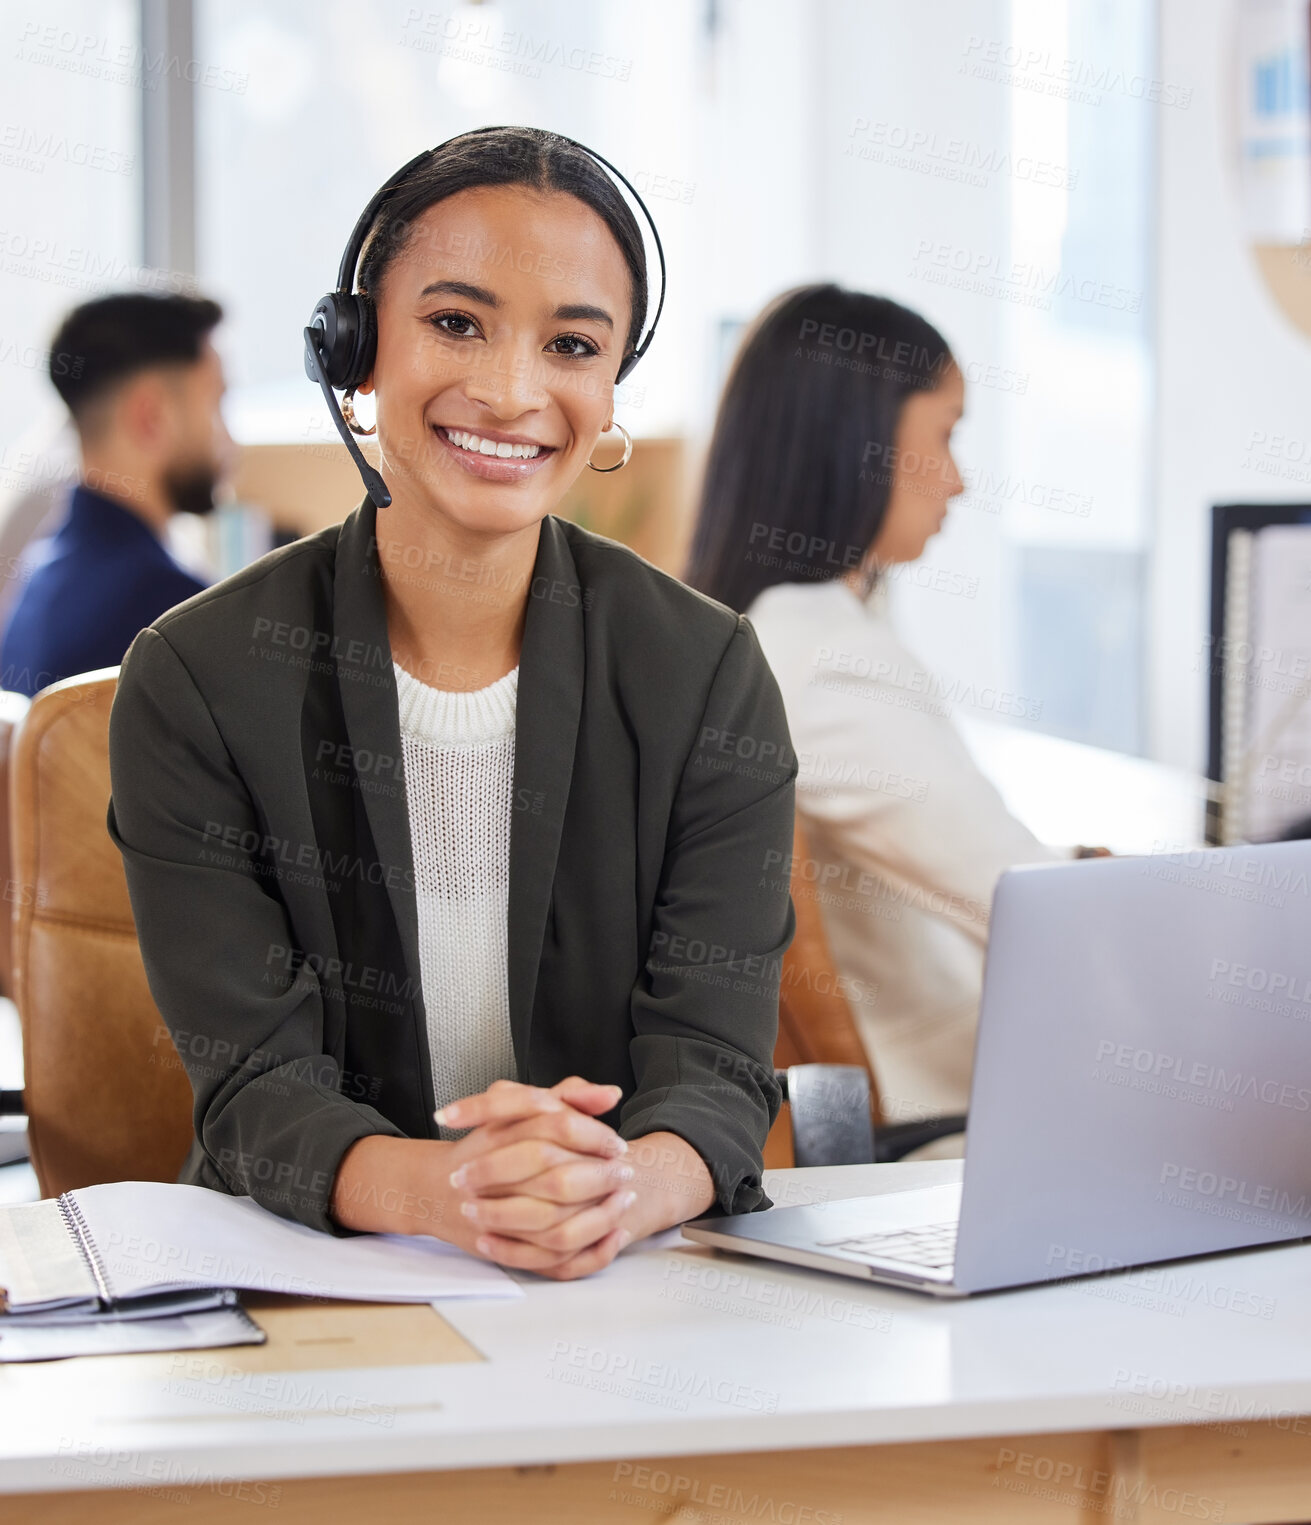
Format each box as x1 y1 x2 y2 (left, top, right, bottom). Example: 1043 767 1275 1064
444 427 541 460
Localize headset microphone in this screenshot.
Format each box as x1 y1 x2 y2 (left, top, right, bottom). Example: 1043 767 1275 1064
303 128 667 509
302 323 393 508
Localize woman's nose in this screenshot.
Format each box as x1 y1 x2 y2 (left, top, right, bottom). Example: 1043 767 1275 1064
463 343 549 415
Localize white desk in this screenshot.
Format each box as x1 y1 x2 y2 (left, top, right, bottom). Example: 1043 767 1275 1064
4 1159 1311 1522
957 714 1212 855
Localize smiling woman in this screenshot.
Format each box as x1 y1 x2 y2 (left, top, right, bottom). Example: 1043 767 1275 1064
104 126 797 1282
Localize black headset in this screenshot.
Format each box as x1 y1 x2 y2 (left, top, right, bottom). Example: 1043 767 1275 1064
303 126 667 508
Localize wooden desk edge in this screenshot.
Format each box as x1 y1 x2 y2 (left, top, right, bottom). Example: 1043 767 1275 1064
9 1417 1310 1524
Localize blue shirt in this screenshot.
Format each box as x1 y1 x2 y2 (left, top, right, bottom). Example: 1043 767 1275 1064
0 485 208 697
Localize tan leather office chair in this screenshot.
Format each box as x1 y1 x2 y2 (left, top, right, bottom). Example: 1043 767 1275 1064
777 819 879 1079
0 688 33 997
767 818 966 1168
9 669 192 1196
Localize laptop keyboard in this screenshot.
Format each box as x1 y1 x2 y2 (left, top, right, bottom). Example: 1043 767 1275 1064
818 1220 958 1270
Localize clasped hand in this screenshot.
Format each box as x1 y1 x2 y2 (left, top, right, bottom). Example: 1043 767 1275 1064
435 1076 643 1280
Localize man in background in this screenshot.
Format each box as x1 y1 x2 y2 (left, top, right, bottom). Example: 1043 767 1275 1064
1 292 233 697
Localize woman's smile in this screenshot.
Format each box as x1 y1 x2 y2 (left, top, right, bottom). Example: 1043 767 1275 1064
432 421 559 483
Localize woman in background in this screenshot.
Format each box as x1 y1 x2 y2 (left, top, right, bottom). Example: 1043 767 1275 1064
686 284 1083 1132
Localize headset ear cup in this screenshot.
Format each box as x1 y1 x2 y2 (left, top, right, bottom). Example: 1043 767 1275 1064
306 291 375 391
309 292 359 389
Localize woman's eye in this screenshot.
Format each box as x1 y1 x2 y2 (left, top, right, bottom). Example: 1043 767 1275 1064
428 312 479 338
547 333 600 358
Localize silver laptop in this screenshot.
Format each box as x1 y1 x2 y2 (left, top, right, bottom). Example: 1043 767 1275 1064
684 841 1311 1296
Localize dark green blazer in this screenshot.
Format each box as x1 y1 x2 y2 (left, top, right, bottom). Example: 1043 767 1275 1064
107 497 796 1234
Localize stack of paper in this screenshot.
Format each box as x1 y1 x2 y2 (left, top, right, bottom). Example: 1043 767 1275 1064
0 1180 520 1362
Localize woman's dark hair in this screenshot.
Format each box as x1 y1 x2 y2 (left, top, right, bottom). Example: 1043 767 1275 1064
684 284 954 613
357 126 649 372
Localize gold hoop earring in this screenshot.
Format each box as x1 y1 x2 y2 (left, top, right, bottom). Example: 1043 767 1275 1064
586 420 632 473
341 389 376 437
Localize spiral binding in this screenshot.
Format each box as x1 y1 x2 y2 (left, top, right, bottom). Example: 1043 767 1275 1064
57 1192 113 1304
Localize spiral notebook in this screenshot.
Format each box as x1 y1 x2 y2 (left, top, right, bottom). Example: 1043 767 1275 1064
0 1179 520 1319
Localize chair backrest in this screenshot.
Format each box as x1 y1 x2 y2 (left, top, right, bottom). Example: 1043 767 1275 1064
10 668 193 1196
778 817 886 1120
0 689 32 996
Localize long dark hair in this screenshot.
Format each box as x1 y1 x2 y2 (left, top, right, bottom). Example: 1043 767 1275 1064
356 126 649 371
684 285 953 613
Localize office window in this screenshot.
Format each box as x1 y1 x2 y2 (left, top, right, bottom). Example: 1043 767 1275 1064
0 1 140 448
1002 0 1155 752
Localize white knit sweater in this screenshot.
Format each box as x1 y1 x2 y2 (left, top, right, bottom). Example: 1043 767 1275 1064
393 659 519 1135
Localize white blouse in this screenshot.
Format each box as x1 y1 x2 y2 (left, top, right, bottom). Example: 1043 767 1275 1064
746 577 1068 1119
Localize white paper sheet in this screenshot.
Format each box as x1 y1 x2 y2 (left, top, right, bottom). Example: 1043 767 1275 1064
72 1181 521 1303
